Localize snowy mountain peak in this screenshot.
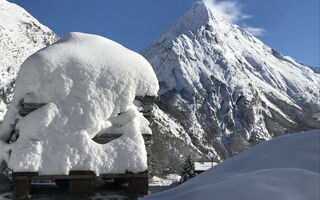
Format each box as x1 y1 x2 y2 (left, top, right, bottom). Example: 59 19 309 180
153 1 260 50
142 2 320 174
155 2 213 43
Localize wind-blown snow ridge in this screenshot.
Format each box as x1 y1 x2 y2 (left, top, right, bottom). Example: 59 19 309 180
0 32 159 175
142 2 320 174
0 0 58 121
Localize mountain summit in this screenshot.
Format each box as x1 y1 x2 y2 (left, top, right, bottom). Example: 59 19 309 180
142 2 320 174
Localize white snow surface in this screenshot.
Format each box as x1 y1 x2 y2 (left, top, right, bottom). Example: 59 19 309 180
142 130 320 200
194 161 217 171
149 174 181 187
0 32 159 175
0 0 58 121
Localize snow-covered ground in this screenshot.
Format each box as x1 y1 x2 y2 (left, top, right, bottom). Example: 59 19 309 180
148 174 181 195
141 129 320 200
194 162 217 171
149 174 181 187
0 32 159 175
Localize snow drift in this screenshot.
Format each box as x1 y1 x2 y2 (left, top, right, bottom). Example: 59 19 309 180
0 32 159 175
142 130 320 200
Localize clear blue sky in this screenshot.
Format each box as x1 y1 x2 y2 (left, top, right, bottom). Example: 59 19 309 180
8 0 319 66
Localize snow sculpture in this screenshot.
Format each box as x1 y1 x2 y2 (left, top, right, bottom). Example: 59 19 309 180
0 32 159 175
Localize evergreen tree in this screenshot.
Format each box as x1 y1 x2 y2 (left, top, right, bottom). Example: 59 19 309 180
180 155 195 183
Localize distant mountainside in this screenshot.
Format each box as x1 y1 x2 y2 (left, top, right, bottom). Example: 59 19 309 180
142 2 320 175
0 0 58 121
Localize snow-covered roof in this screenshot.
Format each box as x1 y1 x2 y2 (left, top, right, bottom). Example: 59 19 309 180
0 32 159 175
194 162 217 171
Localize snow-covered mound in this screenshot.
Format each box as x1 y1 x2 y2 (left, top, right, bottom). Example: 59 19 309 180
0 0 58 121
142 2 320 174
0 32 159 175
142 130 320 200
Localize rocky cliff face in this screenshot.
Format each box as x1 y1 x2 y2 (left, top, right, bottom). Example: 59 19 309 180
0 0 58 121
142 2 320 175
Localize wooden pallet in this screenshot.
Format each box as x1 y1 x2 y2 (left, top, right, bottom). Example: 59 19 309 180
12 170 148 198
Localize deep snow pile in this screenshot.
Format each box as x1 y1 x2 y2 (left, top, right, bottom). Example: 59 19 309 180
142 130 320 200
0 0 58 121
0 32 159 175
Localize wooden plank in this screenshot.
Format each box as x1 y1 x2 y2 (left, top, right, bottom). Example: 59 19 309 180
99 173 148 179
19 102 45 117
69 178 95 195
13 173 147 180
13 175 97 181
99 171 148 179
12 170 147 180
12 171 38 177
69 170 95 195
127 177 149 195
12 179 32 198
69 170 95 175
92 134 123 144
12 170 96 180
12 172 38 181
93 133 151 144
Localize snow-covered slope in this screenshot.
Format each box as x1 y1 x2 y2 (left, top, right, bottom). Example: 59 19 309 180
142 2 320 174
0 0 58 121
142 130 320 200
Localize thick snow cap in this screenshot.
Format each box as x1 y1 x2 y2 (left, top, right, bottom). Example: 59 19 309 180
0 32 159 175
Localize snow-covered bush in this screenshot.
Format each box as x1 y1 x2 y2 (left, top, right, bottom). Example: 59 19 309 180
0 32 159 175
